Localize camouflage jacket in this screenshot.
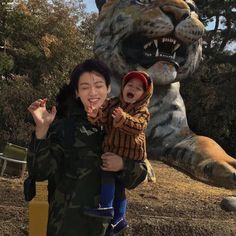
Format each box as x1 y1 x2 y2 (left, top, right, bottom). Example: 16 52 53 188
27 101 147 236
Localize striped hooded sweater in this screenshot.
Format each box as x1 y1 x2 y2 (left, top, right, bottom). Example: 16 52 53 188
89 77 153 161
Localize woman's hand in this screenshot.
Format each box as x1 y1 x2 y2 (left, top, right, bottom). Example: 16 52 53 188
101 152 124 172
28 98 57 139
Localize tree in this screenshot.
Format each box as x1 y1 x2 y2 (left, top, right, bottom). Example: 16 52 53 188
1 0 97 83
0 0 15 75
0 53 14 75
198 0 236 60
181 0 236 156
0 0 98 147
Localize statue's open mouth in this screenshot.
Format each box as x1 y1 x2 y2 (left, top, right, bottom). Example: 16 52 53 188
122 34 187 70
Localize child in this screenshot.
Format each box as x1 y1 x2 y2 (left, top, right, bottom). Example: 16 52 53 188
85 71 153 235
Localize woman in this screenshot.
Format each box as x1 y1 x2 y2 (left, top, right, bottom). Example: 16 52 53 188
27 59 147 236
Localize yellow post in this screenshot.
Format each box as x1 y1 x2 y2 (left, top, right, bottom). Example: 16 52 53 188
29 181 49 236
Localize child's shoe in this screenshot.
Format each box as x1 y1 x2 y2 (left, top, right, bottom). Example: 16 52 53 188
84 206 114 220
106 218 128 236
113 218 128 235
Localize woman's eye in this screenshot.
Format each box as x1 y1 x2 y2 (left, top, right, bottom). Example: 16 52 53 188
96 84 105 88
81 87 89 90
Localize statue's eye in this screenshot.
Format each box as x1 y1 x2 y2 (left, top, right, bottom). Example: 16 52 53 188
133 0 154 6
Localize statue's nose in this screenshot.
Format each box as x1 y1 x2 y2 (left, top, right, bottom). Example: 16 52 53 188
161 2 191 26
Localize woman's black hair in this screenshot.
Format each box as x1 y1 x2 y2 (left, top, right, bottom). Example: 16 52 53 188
70 58 111 91
56 83 75 118
56 58 111 118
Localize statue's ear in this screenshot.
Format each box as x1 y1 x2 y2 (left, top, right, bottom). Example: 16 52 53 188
95 0 106 12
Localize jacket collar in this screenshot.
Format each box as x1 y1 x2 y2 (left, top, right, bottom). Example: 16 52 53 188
69 99 87 118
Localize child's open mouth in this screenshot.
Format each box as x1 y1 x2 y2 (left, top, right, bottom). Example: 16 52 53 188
127 92 134 98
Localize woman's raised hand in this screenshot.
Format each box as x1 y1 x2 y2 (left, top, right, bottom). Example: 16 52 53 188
28 98 57 139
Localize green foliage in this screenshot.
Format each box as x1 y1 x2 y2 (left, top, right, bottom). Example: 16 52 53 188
0 76 37 148
198 0 236 57
0 0 98 147
181 58 236 156
180 1 236 156
0 53 14 74
0 75 62 148
1 0 97 82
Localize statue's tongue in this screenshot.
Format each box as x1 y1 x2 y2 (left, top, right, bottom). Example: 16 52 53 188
147 61 178 85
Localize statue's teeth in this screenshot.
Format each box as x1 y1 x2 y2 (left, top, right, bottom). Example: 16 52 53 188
173 52 176 59
144 41 152 49
144 52 152 57
161 38 177 44
154 40 158 47
155 48 159 57
173 43 181 51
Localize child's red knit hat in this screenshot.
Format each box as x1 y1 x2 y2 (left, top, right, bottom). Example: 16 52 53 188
123 71 150 90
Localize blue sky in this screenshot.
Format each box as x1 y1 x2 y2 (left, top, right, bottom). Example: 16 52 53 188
85 1 98 12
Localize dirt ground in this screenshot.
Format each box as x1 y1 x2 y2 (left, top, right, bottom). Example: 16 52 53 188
0 160 235 236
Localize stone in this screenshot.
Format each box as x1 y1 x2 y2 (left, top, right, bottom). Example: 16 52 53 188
220 196 236 212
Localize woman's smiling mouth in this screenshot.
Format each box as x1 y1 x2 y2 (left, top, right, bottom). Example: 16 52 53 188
88 98 99 103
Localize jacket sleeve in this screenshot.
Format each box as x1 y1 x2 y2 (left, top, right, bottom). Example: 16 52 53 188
116 159 147 189
113 107 150 135
27 121 65 181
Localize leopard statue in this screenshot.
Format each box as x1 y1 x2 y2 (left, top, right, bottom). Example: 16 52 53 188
94 0 236 188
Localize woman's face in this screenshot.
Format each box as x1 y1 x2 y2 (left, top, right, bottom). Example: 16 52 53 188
76 71 111 111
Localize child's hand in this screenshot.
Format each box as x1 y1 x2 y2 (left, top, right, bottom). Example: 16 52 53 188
112 107 123 120
87 105 98 118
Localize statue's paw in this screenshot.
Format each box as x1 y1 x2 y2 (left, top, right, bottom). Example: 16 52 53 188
199 158 236 189
144 159 156 183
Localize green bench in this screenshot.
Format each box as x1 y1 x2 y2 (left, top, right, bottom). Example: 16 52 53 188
0 142 27 178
